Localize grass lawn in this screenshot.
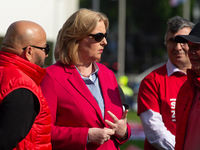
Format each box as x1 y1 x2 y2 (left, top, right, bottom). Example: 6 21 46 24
127 110 141 122
119 110 145 150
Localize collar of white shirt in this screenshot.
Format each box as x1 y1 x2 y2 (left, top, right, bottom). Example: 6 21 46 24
166 59 186 77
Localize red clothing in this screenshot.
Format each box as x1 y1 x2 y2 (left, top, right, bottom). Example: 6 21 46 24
183 82 200 150
0 51 52 150
175 69 198 150
137 64 187 150
41 61 131 150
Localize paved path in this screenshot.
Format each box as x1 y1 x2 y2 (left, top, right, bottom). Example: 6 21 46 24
123 121 145 150
128 121 145 140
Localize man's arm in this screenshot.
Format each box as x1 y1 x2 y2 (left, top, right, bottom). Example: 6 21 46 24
140 109 175 150
0 88 39 149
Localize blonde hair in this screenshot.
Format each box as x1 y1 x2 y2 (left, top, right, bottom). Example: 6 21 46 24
57 8 109 65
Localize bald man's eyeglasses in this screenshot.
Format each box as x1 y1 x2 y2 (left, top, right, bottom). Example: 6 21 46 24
22 44 50 55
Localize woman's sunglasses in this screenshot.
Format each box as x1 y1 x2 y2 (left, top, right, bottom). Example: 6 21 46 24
89 33 107 42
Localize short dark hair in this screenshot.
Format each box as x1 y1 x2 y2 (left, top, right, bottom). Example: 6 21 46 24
164 16 195 42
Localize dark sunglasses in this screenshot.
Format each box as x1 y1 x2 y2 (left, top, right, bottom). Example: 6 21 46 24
22 44 50 55
89 33 107 42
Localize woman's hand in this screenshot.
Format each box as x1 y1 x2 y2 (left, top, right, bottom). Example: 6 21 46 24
88 127 115 145
105 109 128 138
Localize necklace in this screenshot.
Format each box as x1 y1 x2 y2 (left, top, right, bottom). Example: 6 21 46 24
81 65 94 77
81 70 92 77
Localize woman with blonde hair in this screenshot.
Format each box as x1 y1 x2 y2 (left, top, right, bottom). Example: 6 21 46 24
41 8 131 150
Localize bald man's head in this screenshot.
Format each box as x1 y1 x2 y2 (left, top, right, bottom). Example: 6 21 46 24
1 20 47 55
1 20 48 67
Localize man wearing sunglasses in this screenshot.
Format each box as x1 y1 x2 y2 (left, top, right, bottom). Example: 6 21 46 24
0 21 51 149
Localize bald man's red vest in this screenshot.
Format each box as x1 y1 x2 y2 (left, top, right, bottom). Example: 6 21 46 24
0 51 51 150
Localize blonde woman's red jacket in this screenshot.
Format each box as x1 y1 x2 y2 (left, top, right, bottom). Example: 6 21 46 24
175 69 197 150
41 61 131 150
0 51 52 150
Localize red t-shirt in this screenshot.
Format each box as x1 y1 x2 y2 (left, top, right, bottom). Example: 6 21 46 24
137 64 187 149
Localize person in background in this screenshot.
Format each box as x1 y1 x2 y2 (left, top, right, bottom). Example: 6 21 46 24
118 75 134 109
137 16 194 150
174 21 200 150
41 8 131 150
0 21 51 149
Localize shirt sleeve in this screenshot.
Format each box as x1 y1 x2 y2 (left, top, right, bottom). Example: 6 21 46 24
140 109 175 150
0 88 39 149
137 74 161 115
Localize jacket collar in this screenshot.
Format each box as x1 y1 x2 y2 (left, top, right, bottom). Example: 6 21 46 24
60 62 107 122
187 69 200 86
166 59 186 76
0 51 46 85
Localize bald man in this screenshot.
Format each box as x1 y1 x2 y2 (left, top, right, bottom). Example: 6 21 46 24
0 21 51 149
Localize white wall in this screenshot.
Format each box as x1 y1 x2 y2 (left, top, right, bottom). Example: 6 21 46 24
0 0 79 42
0 0 79 63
